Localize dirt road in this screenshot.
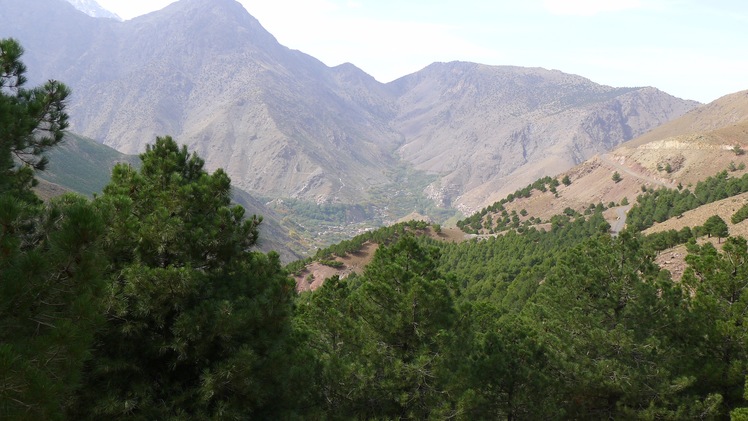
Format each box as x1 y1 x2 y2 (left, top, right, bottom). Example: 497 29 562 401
599 153 676 189
610 204 632 236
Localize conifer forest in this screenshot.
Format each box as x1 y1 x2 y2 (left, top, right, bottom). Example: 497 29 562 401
3 38 748 420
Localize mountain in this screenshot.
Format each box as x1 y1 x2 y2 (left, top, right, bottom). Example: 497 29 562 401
389 62 697 213
463 90 748 234
626 90 748 148
64 0 121 20
450 90 748 287
2 0 402 205
0 0 698 229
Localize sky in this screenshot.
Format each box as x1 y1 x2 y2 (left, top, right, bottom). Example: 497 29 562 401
93 0 748 103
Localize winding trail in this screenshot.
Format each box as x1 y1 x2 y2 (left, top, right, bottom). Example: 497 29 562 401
597 153 677 236
599 153 676 189
610 204 632 236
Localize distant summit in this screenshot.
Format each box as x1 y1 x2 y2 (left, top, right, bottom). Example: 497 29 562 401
64 0 121 20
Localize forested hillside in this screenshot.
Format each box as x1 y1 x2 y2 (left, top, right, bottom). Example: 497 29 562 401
289 174 748 419
3 37 748 420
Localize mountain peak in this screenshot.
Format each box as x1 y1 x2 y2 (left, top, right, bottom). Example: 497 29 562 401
131 0 280 53
154 0 258 23
64 0 121 20
0 0 701 218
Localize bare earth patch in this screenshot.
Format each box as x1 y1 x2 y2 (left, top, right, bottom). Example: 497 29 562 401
294 242 379 292
293 226 473 292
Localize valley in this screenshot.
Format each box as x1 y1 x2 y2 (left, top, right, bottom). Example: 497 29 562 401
0 0 698 251
4 1 748 419
291 90 748 292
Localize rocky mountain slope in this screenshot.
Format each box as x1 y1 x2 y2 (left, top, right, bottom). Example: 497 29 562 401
468 90 748 232
390 62 697 213
298 91 748 289
2 0 401 206
1 0 698 221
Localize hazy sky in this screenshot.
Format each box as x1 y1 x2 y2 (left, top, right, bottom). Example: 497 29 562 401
93 0 748 103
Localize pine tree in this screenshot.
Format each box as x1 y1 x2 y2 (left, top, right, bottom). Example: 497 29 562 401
299 235 458 419
353 235 456 418
70 137 306 419
682 237 748 416
703 214 729 243
0 195 106 420
0 38 70 203
0 39 105 419
450 305 556 420
525 233 695 418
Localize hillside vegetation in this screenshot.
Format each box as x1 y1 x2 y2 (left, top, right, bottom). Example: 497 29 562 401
280 83 748 419
4 33 748 421
279 165 748 420
37 133 139 196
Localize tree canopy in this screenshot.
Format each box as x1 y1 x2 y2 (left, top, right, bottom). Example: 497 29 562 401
69 137 307 419
0 38 70 202
704 214 729 242
0 38 103 419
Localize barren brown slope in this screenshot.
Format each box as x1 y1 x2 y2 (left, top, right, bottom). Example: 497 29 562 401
469 90 748 232
576 92 748 282
474 155 659 234
293 227 465 292
626 90 748 147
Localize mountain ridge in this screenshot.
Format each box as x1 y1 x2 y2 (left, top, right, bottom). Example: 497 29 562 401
390 62 697 212
0 0 700 226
